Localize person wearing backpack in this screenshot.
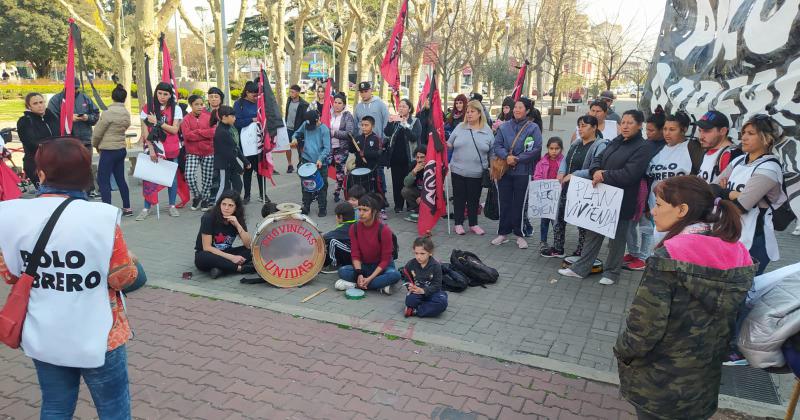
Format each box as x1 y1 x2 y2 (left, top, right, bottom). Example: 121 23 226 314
713 114 788 276
403 236 447 317
335 194 401 294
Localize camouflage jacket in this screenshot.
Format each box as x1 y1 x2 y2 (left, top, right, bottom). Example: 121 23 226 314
614 242 755 419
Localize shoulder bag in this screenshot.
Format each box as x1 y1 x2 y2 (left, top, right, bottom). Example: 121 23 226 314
490 121 530 181
0 197 75 349
468 129 492 188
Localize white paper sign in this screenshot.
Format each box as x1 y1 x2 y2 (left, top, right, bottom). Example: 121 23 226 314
272 126 291 152
564 176 623 238
527 180 561 221
240 122 261 157
132 153 178 187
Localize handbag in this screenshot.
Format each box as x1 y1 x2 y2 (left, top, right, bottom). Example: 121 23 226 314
0 197 75 349
490 121 530 181
468 129 491 188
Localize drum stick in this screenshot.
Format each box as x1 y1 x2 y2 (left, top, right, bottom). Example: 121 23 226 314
301 287 327 303
348 134 368 164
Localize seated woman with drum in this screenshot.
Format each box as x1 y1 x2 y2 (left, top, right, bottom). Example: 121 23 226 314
195 190 256 279
335 194 401 294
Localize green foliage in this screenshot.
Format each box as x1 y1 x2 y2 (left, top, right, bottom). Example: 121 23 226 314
0 82 119 100
191 88 205 97
177 87 189 98
230 89 242 100
482 57 517 99
0 0 112 77
131 83 138 98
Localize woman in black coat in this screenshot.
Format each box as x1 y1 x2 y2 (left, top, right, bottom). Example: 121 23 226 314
16 92 58 187
384 98 422 212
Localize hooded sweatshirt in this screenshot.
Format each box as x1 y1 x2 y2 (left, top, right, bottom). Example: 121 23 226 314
354 96 389 138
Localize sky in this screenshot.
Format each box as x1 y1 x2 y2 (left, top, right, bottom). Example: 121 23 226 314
174 0 668 43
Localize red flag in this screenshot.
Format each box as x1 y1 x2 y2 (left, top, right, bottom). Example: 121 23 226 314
417 75 448 236
318 79 337 180
60 20 76 136
381 0 409 110
257 65 277 185
417 75 430 113
511 60 529 101
160 34 178 100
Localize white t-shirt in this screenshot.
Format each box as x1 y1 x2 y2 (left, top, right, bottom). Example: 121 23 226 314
574 120 617 141
647 141 694 208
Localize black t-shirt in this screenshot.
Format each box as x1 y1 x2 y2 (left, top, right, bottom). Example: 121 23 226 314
195 212 245 252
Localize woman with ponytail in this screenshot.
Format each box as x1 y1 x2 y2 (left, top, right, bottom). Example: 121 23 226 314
615 175 756 420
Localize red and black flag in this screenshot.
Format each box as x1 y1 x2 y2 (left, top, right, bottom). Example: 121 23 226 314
257 65 277 185
380 0 409 110
60 19 77 135
417 74 448 236
318 78 337 180
417 74 430 113
511 60 529 101
159 33 190 206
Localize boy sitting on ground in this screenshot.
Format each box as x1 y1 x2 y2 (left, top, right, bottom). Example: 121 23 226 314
321 202 357 273
402 147 426 222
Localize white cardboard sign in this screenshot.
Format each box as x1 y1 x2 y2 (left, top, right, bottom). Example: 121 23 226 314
132 153 178 187
527 180 561 221
564 176 623 238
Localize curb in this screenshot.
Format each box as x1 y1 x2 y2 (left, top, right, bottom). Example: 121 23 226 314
145 279 788 419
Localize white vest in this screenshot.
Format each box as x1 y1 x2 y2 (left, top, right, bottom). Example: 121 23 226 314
699 146 732 184
727 155 783 261
647 141 694 208
0 197 119 368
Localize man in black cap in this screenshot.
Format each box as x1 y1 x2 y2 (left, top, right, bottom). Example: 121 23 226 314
599 90 620 123
48 79 101 196
696 110 741 184
354 82 389 138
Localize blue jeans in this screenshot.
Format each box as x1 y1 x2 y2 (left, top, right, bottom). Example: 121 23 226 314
33 345 130 420
406 291 448 317
338 262 401 289
540 218 551 243
144 157 178 209
749 232 770 276
98 148 130 209
625 215 654 260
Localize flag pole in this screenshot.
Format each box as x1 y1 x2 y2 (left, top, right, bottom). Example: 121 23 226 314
445 171 452 235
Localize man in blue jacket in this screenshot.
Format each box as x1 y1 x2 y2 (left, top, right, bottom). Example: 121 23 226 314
292 110 331 217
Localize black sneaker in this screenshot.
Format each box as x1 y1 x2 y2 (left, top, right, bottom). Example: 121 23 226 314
190 197 201 210
200 199 211 211
318 209 327 218
541 248 565 258
320 265 338 274
287 165 295 174
209 268 223 279
240 262 256 274
301 206 310 215
243 196 251 205
122 209 134 217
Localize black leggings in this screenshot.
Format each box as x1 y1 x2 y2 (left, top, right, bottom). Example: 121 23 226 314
451 173 483 226
390 160 411 211
195 246 252 274
242 155 263 199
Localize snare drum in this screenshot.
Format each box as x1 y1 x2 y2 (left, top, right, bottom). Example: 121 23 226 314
344 167 376 198
297 162 323 193
252 209 326 287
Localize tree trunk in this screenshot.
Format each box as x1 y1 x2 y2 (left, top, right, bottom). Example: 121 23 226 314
269 0 287 113
454 71 462 94
336 18 356 93
31 61 52 80
548 74 559 131
134 0 158 134
231 53 239 82
210 0 224 90
117 51 133 109
289 14 307 85
407 54 424 108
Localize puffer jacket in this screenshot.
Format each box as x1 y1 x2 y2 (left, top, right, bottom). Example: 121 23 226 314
182 110 215 156
615 232 755 420
92 102 130 150
738 262 800 368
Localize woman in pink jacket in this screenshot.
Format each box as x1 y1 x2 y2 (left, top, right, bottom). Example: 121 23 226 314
182 95 216 211
533 137 564 254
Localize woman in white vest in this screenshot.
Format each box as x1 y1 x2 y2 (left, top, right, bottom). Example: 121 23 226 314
715 115 787 275
0 137 137 418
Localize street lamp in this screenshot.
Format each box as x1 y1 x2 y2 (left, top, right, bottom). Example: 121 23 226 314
195 6 210 86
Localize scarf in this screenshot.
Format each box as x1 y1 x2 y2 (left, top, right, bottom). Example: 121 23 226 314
36 185 88 200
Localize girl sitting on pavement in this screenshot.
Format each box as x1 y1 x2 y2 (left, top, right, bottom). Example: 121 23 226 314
403 236 448 318
194 190 255 279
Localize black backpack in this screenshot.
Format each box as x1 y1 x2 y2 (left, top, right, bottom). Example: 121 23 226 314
353 222 399 260
440 263 468 292
449 250 498 286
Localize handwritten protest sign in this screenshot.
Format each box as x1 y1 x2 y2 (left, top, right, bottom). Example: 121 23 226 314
564 177 623 238
527 180 561 221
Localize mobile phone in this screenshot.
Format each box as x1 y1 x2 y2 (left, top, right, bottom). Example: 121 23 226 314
402 282 410 290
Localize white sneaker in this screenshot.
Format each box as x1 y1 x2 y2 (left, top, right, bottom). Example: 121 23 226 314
516 237 528 249
135 209 149 221
491 235 508 245
380 284 393 295
169 206 180 217
557 268 584 279
599 277 615 285
793 226 800 236
334 279 356 291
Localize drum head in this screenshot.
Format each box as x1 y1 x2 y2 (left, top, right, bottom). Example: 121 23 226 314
297 163 317 177
252 217 325 287
351 167 371 176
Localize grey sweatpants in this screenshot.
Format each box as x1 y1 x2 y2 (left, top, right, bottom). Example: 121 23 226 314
570 219 630 282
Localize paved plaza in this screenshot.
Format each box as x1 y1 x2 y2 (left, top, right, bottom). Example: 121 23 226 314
0 100 796 418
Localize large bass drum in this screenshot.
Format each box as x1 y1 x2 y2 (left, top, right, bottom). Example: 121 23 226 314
252 203 326 287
